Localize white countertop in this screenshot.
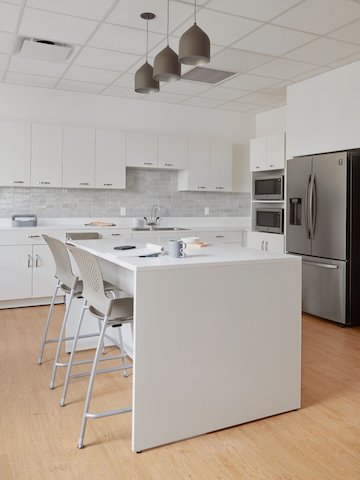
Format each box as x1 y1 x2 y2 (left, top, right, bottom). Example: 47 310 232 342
70 238 298 272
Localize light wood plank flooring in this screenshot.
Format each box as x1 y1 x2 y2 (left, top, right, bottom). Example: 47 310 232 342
1 306 360 479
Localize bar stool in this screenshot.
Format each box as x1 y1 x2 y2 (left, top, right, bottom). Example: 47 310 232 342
38 235 120 390
67 246 133 449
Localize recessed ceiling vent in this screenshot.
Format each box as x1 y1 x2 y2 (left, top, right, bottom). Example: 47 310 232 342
17 37 73 62
182 67 236 84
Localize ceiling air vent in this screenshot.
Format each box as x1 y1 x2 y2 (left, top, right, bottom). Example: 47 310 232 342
17 37 73 62
182 67 236 84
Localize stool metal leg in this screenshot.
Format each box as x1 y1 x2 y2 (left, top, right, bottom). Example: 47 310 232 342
49 288 75 390
77 316 108 449
60 299 87 407
117 326 129 377
37 280 60 365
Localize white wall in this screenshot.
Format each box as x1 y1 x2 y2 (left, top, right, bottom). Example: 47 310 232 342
0 84 254 191
287 60 360 158
256 107 286 137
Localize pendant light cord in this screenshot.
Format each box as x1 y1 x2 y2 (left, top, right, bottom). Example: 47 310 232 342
146 17 149 62
167 0 170 45
194 0 197 24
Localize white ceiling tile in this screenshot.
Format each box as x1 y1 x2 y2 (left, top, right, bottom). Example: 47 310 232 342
272 0 360 35
9 55 68 77
56 79 104 94
19 8 98 45
285 37 360 65
1 0 22 4
198 86 249 100
233 25 317 56
249 58 316 79
329 19 360 45
0 2 20 32
182 96 226 107
143 92 189 103
102 85 145 99
0 53 9 69
112 73 134 88
247 105 275 114
0 31 14 54
162 79 212 95
5 71 57 87
26 0 115 20
74 47 140 71
289 65 331 82
106 0 194 34
210 48 273 74
89 24 164 56
261 80 292 96
240 92 284 106
329 51 360 68
206 0 302 22
63 65 121 84
173 9 261 46
219 102 255 112
220 73 279 91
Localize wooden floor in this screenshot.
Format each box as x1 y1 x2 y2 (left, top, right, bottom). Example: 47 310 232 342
1 306 360 480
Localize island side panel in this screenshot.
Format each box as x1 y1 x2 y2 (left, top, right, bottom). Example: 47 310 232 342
132 259 301 452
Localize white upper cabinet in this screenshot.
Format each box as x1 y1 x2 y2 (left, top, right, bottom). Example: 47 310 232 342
210 140 233 192
62 126 95 188
250 134 285 172
178 137 211 191
95 129 126 189
126 132 158 168
31 124 62 188
158 135 188 170
0 121 31 187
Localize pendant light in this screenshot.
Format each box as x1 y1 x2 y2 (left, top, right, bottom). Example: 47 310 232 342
135 13 160 94
179 0 210 66
153 0 181 82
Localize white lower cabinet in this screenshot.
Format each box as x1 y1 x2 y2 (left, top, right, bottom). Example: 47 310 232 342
246 231 284 253
198 231 243 244
32 244 58 297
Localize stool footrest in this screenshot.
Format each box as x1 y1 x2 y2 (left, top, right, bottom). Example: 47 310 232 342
45 332 100 344
85 406 132 419
70 364 132 379
55 353 128 368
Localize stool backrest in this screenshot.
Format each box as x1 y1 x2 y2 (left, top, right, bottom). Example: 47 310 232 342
67 246 111 316
42 235 78 290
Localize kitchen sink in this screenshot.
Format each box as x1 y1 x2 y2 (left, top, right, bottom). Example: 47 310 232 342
132 227 190 231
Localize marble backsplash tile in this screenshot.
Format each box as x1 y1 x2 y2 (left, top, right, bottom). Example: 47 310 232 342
0 168 250 218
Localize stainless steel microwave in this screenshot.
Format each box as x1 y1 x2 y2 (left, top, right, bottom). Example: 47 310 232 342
254 176 284 200
255 208 284 234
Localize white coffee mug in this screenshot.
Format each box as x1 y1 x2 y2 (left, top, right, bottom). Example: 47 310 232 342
168 240 186 258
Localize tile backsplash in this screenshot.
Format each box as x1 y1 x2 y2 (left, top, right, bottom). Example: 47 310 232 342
0 168 250 218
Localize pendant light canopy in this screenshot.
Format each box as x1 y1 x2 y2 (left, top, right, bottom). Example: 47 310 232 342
153 0 181 82
179 0 210 66
135 13 159 94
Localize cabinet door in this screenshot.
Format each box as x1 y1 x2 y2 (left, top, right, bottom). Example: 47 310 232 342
265 233 284 253
267 133 285 170
158 135 188 170
63 126 95 188
0 245 32 300
201 231 243 244
31 124 62 187
246 231 266 251
95 129 126 189
126 132 158 168
187 137 211 190
0 121 31 186
32 245 58 297
210 140 233 192
250 137 266 172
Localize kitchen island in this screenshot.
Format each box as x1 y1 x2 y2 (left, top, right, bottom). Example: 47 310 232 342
70 239 302 452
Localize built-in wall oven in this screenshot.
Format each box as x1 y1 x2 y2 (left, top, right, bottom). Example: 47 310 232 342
254 175 284 200
255 208 284 234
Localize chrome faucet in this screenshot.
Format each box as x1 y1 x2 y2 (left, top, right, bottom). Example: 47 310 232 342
144 204 160 230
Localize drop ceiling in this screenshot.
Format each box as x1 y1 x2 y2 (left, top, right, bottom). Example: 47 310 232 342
1 0 360 114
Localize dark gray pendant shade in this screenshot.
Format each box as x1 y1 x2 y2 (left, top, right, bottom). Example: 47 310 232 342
134 61 159 94
153 45 181 82
179 23 210 66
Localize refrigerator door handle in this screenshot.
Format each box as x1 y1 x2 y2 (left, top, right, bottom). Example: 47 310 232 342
305 174 311 239
311 175 317 237
303 261 338 270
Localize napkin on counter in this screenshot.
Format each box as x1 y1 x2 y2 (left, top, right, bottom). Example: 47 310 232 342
146 243 165 253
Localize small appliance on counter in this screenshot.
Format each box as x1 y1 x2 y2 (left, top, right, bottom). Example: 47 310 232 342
11 214 37 227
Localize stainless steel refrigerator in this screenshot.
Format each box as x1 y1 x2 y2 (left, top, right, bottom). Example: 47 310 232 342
286 151 360 326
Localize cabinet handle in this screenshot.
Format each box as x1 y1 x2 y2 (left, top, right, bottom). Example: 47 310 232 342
261 240 264 251
27 254 32 268
79 182 90 186
111 233 121 236
143 162 153 166
197 186 206 189
256 166 260 169
26 235 41 239
37 181 50 185
35 254 39 267
269 164 275 168
215 186 224 190
163 163 173 167
103 183 113 186
11 180 24 184
216 235 225 238
265 241 268 251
